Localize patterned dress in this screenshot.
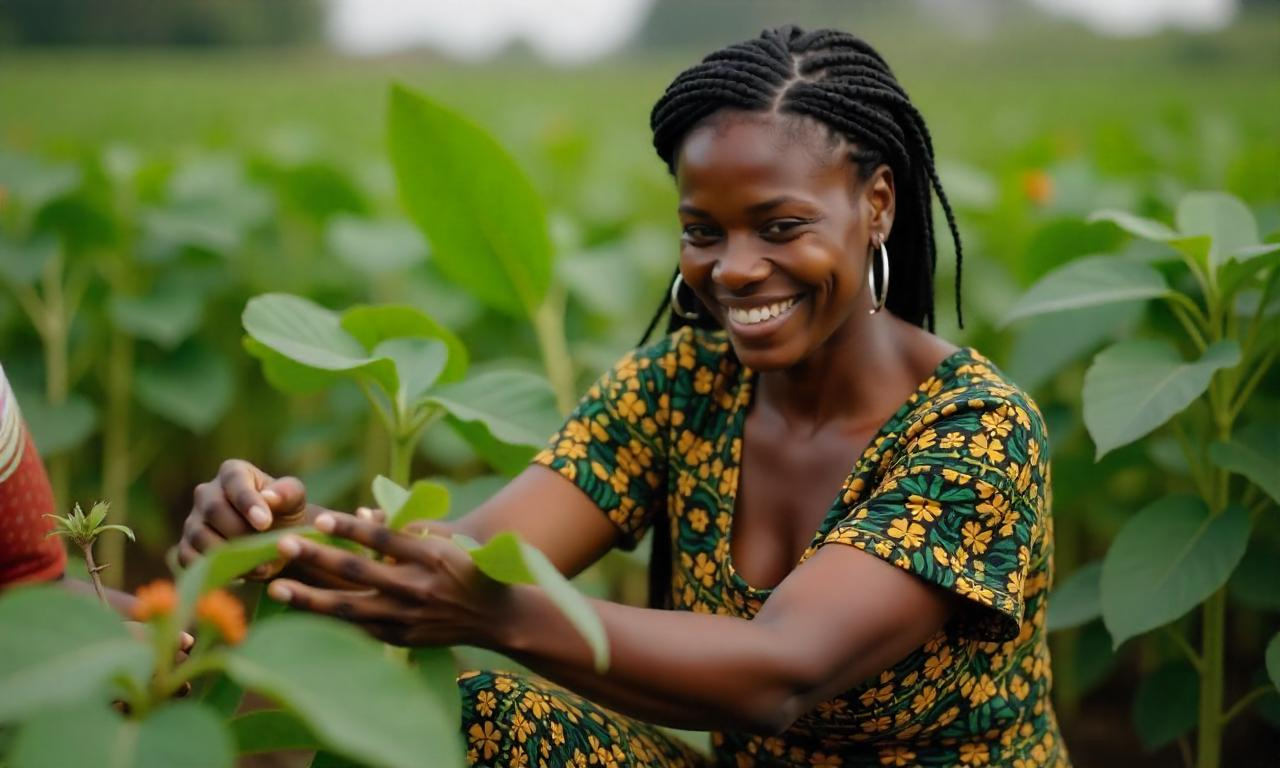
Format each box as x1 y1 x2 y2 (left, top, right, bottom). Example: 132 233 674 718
458 327 1070 767
0 363 65 586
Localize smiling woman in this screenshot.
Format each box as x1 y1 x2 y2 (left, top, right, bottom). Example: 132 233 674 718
180 25 1069 768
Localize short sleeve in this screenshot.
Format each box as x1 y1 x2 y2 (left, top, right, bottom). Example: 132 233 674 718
0 366 66 586
532 333 680 549
820 394 1048 642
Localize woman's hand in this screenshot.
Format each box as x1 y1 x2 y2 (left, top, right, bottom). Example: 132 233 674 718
265 512 508 648
178 459 310 578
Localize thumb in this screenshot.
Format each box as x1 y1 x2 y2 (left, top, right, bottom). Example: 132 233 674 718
260 476 307 526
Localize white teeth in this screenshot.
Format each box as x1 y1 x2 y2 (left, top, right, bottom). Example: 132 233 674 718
727 297 798 326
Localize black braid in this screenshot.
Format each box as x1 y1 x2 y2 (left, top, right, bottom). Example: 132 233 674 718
640 26 965 608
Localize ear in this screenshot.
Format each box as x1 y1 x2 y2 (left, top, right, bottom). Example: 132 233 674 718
864 164 895 239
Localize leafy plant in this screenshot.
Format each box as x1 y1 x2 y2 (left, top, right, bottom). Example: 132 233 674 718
1005 191 1279 767
43 501 135 606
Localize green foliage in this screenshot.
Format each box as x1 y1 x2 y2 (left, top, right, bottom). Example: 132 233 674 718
372 474 450 531
1132 661 1199 751
1045 560 1101 632
388 83 553 319
1101 498 1249 647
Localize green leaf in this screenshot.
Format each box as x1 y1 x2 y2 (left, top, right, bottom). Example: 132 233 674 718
134 342 234 433
1000 255 1169 326
230 709 321 755
1101 497 1250 648
97 524 136 542
326 215 428 274
1267 633 1280 692
10 701 233 768
0 151 81 215
86 501 108 528
1083 339 1241 459
371 475 450 531
0 586 151 722
108 290 205 349
1088 209 1177 241
340 304 468 384
1006 302 1143 390
458 532 610 672
243 337 342 395
0 233 57 287
1132 662 1199 751
175 528 333 628
410 647 461 731
1219 245 1280 298
225 615 464 768
1229 544 1280 611
1176 191 1259 269
1047 561 1102 632
428 369 561 456
372 337 447 408
388 83 552 318
242 293 397 395
19 391 98 456
1209 425 1280 505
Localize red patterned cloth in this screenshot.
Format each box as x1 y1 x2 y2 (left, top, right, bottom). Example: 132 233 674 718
0 365 65 585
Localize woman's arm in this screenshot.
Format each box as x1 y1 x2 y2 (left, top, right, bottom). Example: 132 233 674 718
269 509 958 735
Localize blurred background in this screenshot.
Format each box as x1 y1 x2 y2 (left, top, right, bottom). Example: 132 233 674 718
1 1 1277 765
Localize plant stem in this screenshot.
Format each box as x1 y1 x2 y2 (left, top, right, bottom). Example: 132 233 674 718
1165 293 1209 352
389 436 413 487
79 542 108 607
1196 587 1227 768
1220 685 1274 726
532 283 576 415
1164 625 1203 673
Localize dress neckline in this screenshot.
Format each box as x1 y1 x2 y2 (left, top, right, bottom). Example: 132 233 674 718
721 345 977 595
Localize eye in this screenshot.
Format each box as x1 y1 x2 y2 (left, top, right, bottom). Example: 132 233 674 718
681 224 721 243
760 219 810 239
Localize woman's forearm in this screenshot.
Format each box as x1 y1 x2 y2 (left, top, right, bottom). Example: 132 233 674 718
494 585 805 734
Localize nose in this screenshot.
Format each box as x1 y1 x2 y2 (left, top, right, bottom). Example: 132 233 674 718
711 234 771 293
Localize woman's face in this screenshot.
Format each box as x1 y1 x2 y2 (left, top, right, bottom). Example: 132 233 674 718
674 111 894 372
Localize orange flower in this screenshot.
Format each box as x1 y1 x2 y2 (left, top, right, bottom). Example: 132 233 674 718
196 589 247 645
1021 170 1053 205
131 580 177 621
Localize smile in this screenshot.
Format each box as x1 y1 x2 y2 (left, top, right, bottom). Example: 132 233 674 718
724 295 802 329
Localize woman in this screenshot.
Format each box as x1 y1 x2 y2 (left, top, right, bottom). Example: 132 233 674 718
181 26 1068 767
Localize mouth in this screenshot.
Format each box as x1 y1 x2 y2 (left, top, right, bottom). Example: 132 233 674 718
723 294 804 336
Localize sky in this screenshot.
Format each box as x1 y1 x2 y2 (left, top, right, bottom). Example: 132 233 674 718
326 0 1241 61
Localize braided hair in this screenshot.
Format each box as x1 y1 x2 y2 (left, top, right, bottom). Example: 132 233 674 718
641 25 963 342
640 26 964 608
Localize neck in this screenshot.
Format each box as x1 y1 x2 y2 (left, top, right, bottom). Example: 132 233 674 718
753 311 919 435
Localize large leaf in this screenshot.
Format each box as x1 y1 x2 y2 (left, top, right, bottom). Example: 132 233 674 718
1006 302 1143 391
1176 191 1258 269
229 709 321 755
428 369 561 452
1101 497 1250 647
326 215 427 274
108 290 204 349
134 342 234 433
340 304 468 384
1000 255 1169 326
243 337 342 395
0 586 151 722
0 151 81 216
242 293 397 395
225 615 464 768
1208 423 1280 504
9 701 232 768
1083 339 1240 459
1046 561 1102 632
17 391 97 456
1132 661 1199 751
372 337 447 408
388 83 552 318
457 532 610 672
410 647 462 732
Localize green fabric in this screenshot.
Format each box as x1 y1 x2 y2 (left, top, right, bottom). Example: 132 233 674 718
460 326 1069 767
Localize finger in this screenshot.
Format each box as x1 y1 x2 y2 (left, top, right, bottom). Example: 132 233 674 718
313 512 431 563
356 506 386 525
402 518 459 539
203 496 252 541
218 459 273 531
179 631 195 653
266 579 404 622
262 476 307 526
183 518 226 555
177 538 202 568
276 535 420 601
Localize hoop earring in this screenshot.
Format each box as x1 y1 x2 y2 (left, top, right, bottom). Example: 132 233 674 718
867 234 889 315
669 273 701 320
